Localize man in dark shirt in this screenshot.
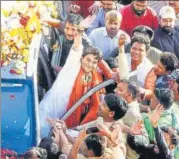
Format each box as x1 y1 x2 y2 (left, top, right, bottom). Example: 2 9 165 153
50 13 90 73
152 6 179 59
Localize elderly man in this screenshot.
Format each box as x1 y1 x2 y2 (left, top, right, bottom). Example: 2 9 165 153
87 0 123 34
168 1 179 26
120 0 158 36
89 10 130 60
151 6 179 59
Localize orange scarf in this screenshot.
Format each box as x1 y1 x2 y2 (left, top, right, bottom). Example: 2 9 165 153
65 68 101 128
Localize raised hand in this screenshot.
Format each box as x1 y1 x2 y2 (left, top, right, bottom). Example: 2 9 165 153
130 120 143 135
73 31 82 50
69 4 81 14
118 34 126 48
149 104 164 127
88 1 101 15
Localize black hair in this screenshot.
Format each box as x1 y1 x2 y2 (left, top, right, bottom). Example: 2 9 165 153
131 35 150 52
105 57 118 69
154 88 174 110
24 147 47 159
128 82 139 99
38 137 60 159
104 93 128 120
85 134 104 157
82 45 102 61
132 25 154 41
127 134 159 155
160 52 179 72
65 13 83 26
120 80 139 99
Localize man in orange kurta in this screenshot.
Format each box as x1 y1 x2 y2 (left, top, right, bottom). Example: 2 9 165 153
65 46 112 128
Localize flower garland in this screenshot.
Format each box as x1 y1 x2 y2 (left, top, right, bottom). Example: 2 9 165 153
1 1 58 75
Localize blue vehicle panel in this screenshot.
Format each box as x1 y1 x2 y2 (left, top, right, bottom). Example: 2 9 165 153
1 79 37 153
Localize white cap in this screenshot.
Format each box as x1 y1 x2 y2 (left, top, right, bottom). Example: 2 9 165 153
159 6 176 19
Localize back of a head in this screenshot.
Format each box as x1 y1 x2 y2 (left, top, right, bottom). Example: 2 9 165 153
154 88 174 110
127 82 139 100
38 137 60 159
160 52 179 72
132 25 154 41
66 13 83 26
104 93 128 120
24 147 47 159
106 57 118 69
85 134 104 157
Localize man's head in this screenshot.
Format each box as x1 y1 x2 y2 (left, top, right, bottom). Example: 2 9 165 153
154 52 178 76
98 93 128 121
132 25 154 41
24 147 47 159
168 1 179 14
105 10 122 38
159 6 176 35
115 80 139 103
106 57 119 72
80 134 104 157
130 35 150 62
81 46 102 73
64 14 83 41
132 0 148 17
38 137 60 159
101 0 117 12
150 88 174 110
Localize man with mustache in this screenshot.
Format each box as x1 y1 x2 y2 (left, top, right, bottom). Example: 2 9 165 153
151 6 179 59
87 0 123 34
120 0 158 37
50 13 91 72
89 10 130 60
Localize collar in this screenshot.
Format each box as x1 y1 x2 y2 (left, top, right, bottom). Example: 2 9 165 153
103 28 119 38
130 4 147 18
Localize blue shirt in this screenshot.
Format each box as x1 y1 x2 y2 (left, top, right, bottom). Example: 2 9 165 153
151 26 179 59
89 27 130 60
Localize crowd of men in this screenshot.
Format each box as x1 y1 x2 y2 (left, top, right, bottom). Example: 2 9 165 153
3 1 179 159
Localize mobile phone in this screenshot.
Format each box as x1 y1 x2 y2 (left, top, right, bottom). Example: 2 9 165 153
86 127 99 134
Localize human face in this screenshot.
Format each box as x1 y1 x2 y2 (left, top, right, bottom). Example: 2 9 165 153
64 21 78 41
150 94 159 110
154 61 167 76
133 1 147 16
159 18 175 31
115 82 131 103
98 95 111 120
101 1 116 12
105 18 121 37
168 1 179 14
131 42 147 62
81 54 98 73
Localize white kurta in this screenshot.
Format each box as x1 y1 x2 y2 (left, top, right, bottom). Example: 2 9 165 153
39 45 83 137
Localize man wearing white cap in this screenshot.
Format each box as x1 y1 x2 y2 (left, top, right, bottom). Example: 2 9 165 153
151 6 179 59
